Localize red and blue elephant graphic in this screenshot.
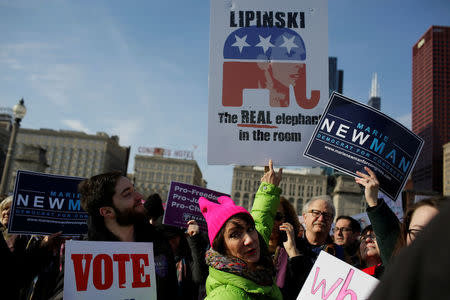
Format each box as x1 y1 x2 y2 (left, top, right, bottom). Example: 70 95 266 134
222 26 320 109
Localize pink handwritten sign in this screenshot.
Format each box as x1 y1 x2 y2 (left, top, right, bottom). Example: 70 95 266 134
297 251 379 299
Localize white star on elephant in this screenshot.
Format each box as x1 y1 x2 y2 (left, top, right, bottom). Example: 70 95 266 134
232 35 250 53
255 35 274 53
280 35 298 54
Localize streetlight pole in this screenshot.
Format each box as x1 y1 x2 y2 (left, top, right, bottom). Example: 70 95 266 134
0 99 26 195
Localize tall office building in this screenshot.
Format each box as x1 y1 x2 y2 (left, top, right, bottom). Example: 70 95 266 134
412 26 450 193
5 128 130 192
133 154 206 202
367 73 381 110
326 57 345 176
329 57 344 96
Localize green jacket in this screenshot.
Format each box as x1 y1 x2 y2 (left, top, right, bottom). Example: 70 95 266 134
204 182 282 300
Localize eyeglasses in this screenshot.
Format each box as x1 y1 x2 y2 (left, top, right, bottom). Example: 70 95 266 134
407 228 422 240
333 227 352 234
360 233 376 242
308 210 333 222
275 212 285 221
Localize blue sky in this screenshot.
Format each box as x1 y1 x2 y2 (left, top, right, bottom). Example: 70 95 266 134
1 0 449 194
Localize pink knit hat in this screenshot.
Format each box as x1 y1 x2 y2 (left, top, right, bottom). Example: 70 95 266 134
199 195 252 247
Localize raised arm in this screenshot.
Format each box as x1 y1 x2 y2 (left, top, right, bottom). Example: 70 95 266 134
355 167 400 265
251 159 282 245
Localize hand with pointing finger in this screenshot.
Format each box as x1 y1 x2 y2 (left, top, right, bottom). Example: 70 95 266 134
261 159 283 187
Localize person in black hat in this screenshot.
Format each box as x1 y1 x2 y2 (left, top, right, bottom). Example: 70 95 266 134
162 221 209 300
144 193 165 226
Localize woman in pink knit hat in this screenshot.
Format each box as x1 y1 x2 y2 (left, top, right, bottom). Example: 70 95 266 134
199 160 283 299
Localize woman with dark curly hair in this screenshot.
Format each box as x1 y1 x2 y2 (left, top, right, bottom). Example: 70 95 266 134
268 197 309 300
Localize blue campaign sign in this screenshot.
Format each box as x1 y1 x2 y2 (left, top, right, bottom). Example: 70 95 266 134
8 170 88 236
304 92 424 201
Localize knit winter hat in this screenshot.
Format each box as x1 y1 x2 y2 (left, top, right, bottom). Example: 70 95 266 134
199 196 252 247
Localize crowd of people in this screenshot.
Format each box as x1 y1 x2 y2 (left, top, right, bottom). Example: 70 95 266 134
0 161 448 299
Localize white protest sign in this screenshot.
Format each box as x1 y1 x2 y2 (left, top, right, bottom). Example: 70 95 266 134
379 191 403 220
352 191 404 229
208 0 328 166
351 212 371 230
64 240 157 300
297 251 379 300
414 194 431 203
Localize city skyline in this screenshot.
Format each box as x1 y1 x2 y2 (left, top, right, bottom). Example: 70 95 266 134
1 1 449 194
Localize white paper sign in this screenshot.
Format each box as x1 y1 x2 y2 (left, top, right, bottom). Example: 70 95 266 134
351 212 371 230
414 194 430 203
208 0 328 166
297 251 379 300
64 240 157 300
379 191 403 220
352 191 404 229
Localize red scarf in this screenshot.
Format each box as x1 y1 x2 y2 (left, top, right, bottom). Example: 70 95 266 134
362 263 382 276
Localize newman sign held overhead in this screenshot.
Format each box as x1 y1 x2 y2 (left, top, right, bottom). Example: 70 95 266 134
304 93 424 201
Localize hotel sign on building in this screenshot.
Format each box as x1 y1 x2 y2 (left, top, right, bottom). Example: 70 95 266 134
138 146 194 160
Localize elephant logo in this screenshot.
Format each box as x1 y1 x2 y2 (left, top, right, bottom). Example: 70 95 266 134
222 26 320 109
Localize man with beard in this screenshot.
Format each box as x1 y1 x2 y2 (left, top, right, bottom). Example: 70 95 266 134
78 172 177 299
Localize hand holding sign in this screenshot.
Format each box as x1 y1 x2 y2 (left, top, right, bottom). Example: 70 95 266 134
355 167 379 207
187 220 200 237
303 93 423 201
40 231 64 253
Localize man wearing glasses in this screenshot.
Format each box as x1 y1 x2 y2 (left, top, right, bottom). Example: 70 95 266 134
283 195 345 298
297 196 345 265
333 216 361 266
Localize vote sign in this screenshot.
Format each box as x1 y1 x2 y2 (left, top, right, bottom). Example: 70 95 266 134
64 240 157 300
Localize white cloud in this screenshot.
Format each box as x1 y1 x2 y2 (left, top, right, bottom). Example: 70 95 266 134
108 119 143 146
397 113 411 129
0 42 53 60
0 58 24 70
0 42 52 71
61 119 91 133
0 0 43 8
157 59 185 77
29 63 83 106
